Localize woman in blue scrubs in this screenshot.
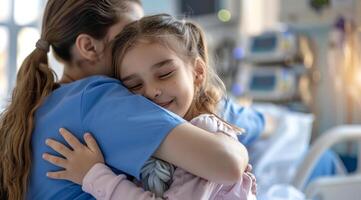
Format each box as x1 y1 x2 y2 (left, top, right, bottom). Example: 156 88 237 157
0 1 257 199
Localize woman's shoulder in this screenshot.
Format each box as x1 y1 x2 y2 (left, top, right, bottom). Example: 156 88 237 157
44 75 128 110
72 75 121 89
57 75 129 97
83 75 120 85
55 75 120 92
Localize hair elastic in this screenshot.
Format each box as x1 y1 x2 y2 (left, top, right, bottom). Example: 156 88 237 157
36 39 50 52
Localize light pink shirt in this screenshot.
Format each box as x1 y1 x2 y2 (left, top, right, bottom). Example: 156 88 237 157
82 114 256 200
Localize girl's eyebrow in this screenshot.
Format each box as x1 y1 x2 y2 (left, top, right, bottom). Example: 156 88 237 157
151 59 173 69
121 59 174 81
121 74 137 82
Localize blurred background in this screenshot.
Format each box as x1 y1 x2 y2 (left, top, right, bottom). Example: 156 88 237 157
1 0 361 199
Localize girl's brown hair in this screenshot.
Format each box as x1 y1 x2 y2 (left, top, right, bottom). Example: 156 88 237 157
112 14 226 120
0 0 137 199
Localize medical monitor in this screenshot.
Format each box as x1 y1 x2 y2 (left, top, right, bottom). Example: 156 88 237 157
245 31 298 63
251 35 278 53
142 0 240 27
237 65 298 101
180 0 240 26
250 74 277 91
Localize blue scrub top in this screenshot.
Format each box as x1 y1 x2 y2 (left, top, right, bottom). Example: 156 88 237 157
218 98 265 146
27 76 184 200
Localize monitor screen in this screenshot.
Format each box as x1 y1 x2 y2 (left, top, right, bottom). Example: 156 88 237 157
250 74 277 91
142 0 231 17
142 0 238 27
251 35 277 53
181 0 220 16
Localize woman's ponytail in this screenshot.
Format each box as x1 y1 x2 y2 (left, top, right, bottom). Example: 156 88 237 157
0 42 57 199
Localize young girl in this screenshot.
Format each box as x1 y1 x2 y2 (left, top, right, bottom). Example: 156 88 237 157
43 14 256 199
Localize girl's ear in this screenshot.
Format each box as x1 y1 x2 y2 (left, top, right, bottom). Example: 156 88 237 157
75 34 105 62
193 58 206 86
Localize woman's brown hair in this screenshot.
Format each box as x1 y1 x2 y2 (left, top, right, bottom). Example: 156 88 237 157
112 14 226 121
0 0 137 199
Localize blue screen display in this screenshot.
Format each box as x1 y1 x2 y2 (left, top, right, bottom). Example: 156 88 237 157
250 75 276 91
251 35 277 53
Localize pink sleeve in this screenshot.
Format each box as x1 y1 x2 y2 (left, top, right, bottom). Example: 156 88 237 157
82 163 216 200
82 163 164 200
163 167 216 200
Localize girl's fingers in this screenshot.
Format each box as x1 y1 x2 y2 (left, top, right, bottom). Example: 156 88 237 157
42 153 67 168
246 164 253 172
59 128 83 150
45 138 72 158
46 170 69 180
250 173 256 182
83 133 102 153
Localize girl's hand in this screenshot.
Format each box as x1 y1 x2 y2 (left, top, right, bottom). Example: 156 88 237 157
42 128 104 185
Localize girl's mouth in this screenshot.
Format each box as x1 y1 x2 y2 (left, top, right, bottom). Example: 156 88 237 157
158 99 174 108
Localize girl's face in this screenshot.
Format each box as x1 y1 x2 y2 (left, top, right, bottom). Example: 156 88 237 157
119 42 197 117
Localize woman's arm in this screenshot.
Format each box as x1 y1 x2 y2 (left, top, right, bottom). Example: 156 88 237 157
154 123 249 183
45 124 248 185
80 80 247 183
43 129 248 200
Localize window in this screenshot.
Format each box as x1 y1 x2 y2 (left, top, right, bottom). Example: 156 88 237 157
0 27 9 107
0 0 44 108
14 0 42 25
0 0 10 22
17 28 40 69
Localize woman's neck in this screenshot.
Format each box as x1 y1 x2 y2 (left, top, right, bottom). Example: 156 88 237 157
59 64 86 84
59 59 110 84
59 73 77 84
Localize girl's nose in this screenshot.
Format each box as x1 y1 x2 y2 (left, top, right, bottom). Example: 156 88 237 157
145 85 162 99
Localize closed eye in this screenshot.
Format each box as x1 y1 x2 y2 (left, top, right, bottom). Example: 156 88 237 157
159 71 173 79
128 84 142 91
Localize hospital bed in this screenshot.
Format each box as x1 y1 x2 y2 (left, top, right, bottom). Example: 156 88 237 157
249 104 314 197
293 125 361 200
249 104 361 200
